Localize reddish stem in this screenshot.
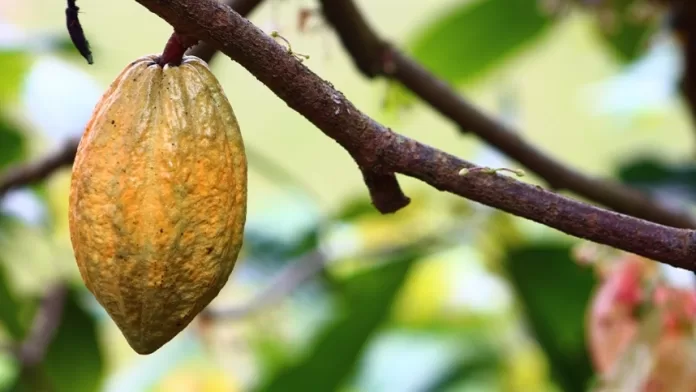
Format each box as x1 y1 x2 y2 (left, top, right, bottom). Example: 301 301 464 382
158 32 199 66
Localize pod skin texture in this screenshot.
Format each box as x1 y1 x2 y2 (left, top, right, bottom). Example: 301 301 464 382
68 54 247 354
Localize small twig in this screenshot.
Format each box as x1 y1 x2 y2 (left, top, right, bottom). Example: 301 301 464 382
270 31 310 62
12 284 68 367
203 220 467 320
0 139 78 199
458 166 526 178
202 251 328 319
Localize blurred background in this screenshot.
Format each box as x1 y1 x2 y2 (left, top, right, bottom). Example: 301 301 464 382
2 0 696 391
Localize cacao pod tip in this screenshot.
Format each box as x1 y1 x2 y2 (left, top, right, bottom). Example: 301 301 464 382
126 337 168 356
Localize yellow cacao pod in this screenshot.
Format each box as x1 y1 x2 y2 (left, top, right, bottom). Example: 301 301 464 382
68 54 247 355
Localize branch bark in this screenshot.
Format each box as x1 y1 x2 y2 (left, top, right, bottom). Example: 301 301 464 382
13 284 67 367
0 139 78 199
318 0 696 229
187 0 264 62
132 0 696 271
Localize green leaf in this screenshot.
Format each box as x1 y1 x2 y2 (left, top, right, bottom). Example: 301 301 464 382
502 242 595 392
333 197 379 222
0 260 29 340
0 115 26 171
0 51 32 102
53 37 85 58
616 157 696 203
385 0 555 110
595 0 655 62
258 253 418 392
42 287 103 392
244 226 319 268
421 342 501 392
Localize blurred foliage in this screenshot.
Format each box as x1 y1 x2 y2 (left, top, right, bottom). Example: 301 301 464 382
0 259 31 340
594 0 657 62
503 243 596 392
7 287 103 392
420 342 502 392
0 115 26 171
41 288 104 392
0 51 31 102
259 253 417 392
616 156 696 203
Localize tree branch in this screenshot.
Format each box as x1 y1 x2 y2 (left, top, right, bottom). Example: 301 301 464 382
0 139 78 199
202 250 328 320
317 0 696 229
131 0 696 270
12 284 67 367
187 0 264 62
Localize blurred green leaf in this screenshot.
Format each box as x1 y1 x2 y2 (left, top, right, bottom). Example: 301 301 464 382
53 37 85 58
422 342 501 392
0 51 32 102
333 197 379 222
385 0 555 110
8 367 54 392
595 0 654 62
244 226 319 267
258 253 418 392
251 329 293 378
42 287 103 392
0 115 26 171
616 157 696 203
0 260 29 340
503 242 595 392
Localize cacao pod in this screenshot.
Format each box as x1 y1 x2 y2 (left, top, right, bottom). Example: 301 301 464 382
68 54 247 355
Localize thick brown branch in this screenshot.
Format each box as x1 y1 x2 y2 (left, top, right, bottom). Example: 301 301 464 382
187 0 264 62
318 0 696 230
133 0 696 271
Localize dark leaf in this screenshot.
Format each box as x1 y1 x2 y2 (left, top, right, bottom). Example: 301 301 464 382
421 341 501 392
0 115 26 170
333 197 380 222
257 252 418 392
244 226 319 267
65 0 94 65
0 259 30 340
594 0 655 62
41 287 103 392
616 157 696 204
503 242 595 392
